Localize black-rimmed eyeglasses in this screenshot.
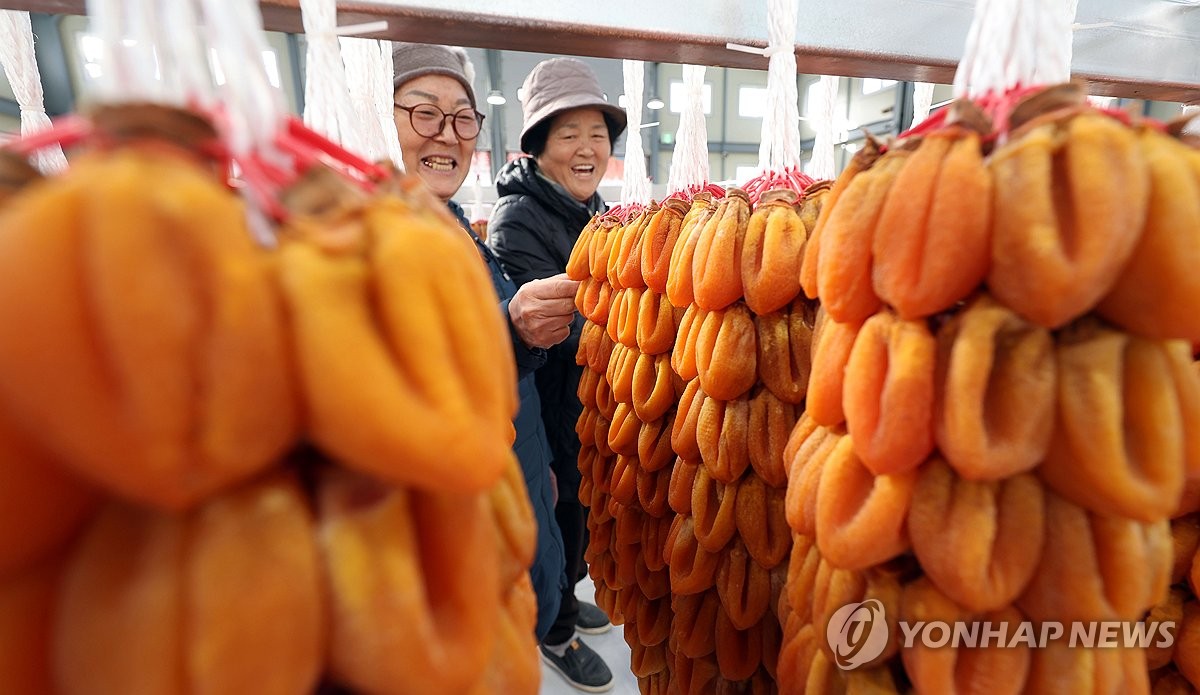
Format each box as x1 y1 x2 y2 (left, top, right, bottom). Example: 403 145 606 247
394 103 485 140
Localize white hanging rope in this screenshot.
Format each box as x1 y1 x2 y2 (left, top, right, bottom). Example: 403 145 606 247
954 0 1004 98
977 0 1013 96
124 0 160 97
620 59 651 206
300 0 366 157
955 0 1076 99
155 0 213 111
83 0 119 100
1181 104 1200 139
0 10 66 173
757 0 802 173
84 0 161 103
378 41 405 170
197 0 288 158
1030 0 1075 87
806 75 837 181
666 64 710 194
1064 0 1081 76
340 36 390 163
196 0 288 246
910 82 936 128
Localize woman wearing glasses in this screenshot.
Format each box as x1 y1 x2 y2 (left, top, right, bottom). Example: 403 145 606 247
391 43 578 643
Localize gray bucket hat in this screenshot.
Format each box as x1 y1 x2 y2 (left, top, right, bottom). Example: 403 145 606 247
392 43 477 110
519 57 628 154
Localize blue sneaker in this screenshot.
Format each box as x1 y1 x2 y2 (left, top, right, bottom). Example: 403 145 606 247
540 639 614 693
576 601 612 635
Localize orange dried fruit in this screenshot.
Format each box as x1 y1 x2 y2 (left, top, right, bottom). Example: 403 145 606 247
716 538 772 630
695 303 758 401
815 436 915 570
909 457 1045 612
756 298 817 405
899 577 1032 695
672 304 706 381
318 468 496 695
633 352 677 422
642 198 691 294
843 310 936 475
0 557 58 695
639 412 677 473
736 473 792 569
801 139 883 301
988 108 1149 328
872 128 992 319
638 290 679 356
671 380 705 460
1018 491 1171 623
696 392 751 483
748 387 802 488
669 457 702 516
667 193 718 309
673 590 721 659
817 150 909 323
693 189 752 311
1040 323 1190 521
742 188 806 315
0 141 297 511
56 472 323 695
807 307 862 427
0 413 98 575
691 464 739 553
1099 127 1200 341
566 215 601 280
935 294 1055 480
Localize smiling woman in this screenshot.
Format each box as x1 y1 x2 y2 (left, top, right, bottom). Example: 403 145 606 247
388 42 575 656
391 45 483 202
536 108 612 203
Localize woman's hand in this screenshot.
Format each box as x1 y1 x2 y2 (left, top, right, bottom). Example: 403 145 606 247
508 273 580 349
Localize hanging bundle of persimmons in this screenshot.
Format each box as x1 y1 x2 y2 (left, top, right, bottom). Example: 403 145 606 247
569 196 684 695
570 161 833 694
665 172 831 695
0 16 541 694
777 48 1200 695
565 6 839 688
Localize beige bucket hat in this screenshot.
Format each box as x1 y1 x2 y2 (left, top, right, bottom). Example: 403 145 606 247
519 57 628 154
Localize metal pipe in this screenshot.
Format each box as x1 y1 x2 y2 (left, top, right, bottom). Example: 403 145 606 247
286 32 306 115
894 80 915 134
485 48 506 180
719 66 728 181
647 61 660 184
31 13 73 116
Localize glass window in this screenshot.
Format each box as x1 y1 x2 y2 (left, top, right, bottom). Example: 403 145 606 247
735 165 760 183
738 86 768 118
862 78 897 95
669 80 712 115
262 50 281 89
804 80 823 117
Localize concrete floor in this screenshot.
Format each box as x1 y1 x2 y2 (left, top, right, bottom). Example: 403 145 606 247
539 574 641 695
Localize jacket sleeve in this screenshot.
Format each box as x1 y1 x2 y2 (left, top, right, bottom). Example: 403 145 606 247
488 197 564 288
489 196 583 368
500 297 548 379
